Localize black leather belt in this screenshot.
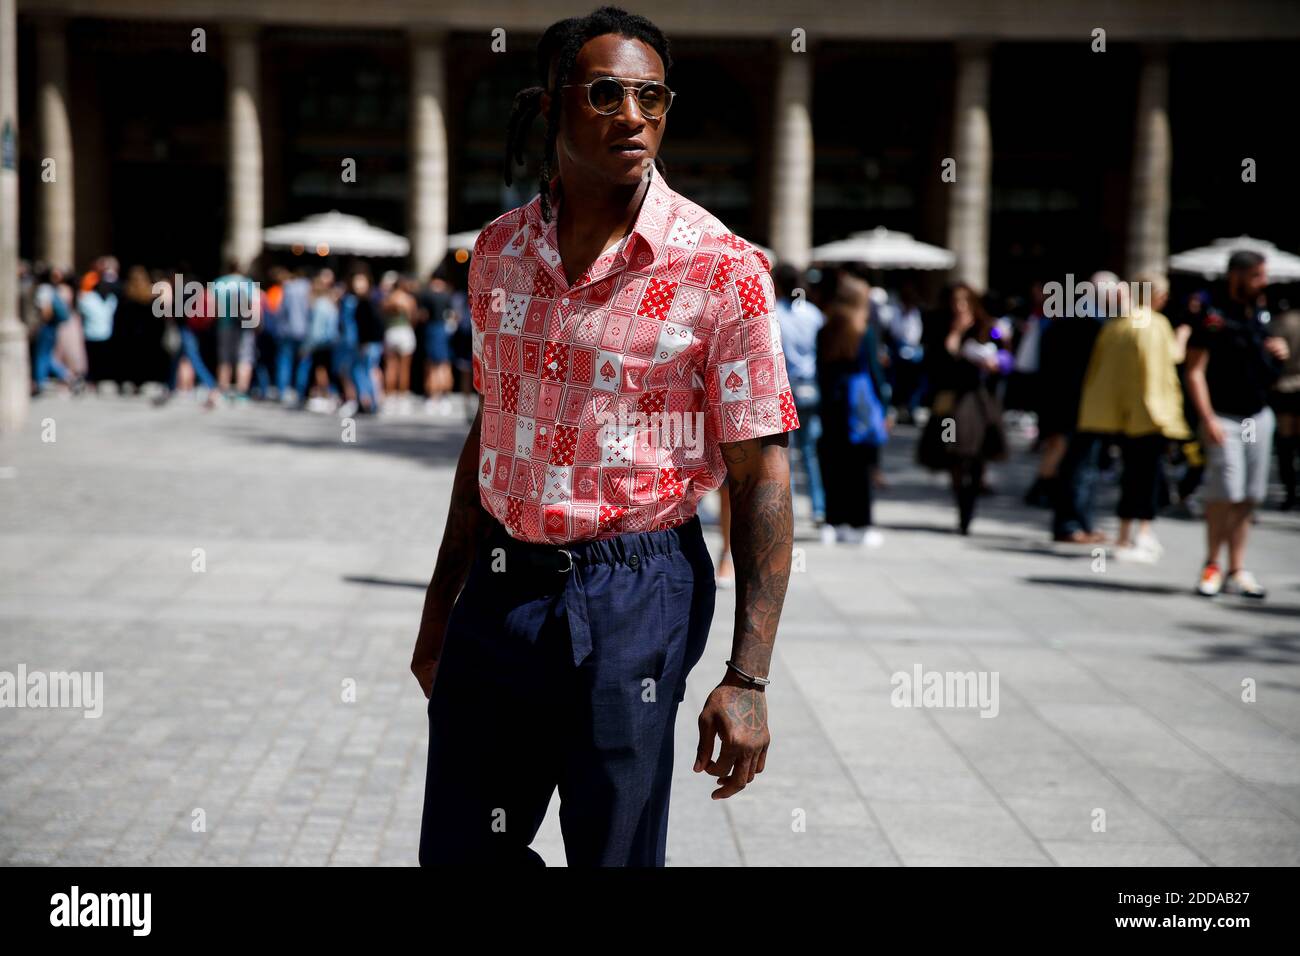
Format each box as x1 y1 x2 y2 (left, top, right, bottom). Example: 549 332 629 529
514 545 576 573
491 525 579 573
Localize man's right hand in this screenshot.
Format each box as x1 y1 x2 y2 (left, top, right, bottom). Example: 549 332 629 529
411 653 440 700
410 599 451 699
1203 416 1227 447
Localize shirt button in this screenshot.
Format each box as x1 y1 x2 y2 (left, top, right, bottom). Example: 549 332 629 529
561 297 570 306
628 554 640 569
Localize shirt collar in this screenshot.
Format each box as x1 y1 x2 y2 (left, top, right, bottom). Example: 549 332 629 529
522 165 674 274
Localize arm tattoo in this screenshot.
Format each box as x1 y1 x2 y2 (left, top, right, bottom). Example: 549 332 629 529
724 686 768 731
723 434 793 679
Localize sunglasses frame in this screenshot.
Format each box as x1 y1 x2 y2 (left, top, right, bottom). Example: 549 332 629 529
561 75 676 119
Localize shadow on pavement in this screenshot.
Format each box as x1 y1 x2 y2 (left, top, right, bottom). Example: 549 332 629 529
1022 575 1185 596
343 574 427 590
238 420 471 469
1160 624 1300 665
979 543 1091 560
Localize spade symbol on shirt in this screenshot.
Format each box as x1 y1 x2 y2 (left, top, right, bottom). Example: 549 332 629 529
600 360 616 381
724 370 744 391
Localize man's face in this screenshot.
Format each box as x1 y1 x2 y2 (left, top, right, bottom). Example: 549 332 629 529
1229 263 1268 302
543 35 668 189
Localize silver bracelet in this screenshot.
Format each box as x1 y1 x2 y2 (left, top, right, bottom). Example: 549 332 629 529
725 660 771 687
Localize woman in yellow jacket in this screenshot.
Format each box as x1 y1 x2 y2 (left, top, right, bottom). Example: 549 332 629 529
1076 274 1190 561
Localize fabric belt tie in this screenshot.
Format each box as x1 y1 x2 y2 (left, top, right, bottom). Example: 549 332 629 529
496 537 594 667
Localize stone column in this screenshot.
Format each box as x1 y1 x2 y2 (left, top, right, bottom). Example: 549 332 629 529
0 0 29 430
1126 44 1171 279
410 30 449 280
945 41 992 292
769 39 813 270
36 15 74 271
223 24 262 273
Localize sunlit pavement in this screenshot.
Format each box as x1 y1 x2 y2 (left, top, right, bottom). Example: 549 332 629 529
1 392 1297 865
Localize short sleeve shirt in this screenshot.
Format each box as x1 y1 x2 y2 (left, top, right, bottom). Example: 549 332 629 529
1187 297 1279 417
467 168 799 543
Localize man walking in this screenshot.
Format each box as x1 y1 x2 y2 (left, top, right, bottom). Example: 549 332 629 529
773 264 827 524
411 6 799 866
1185 250 1290 598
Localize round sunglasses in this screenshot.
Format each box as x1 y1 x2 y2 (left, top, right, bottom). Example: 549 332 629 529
561 76 676 119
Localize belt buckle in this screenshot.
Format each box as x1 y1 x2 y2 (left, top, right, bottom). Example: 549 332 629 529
555 548 574 573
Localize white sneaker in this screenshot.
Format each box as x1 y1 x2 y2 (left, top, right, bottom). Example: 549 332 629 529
337 400 358 419
1225 569 1266 599
819 525 837 547
862 529 885 549
1135 532 1164 557
306 396 334 414
1197 563 1223 597
1115 544 1157 564
835 525 863 544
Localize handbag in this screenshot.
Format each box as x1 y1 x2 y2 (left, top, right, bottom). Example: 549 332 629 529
846 357 889 447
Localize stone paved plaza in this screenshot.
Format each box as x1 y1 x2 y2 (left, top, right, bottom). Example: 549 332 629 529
1 392 1298 866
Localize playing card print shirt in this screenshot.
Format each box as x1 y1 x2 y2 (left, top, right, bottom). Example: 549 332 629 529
468 168 800 544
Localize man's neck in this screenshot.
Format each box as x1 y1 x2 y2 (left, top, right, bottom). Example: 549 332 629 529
555 173 649 247
1227 282 1254 308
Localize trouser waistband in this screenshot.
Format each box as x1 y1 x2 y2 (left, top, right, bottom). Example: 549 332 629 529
485 515 705 572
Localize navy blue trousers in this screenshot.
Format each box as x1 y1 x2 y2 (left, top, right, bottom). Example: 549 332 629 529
419 515 716 867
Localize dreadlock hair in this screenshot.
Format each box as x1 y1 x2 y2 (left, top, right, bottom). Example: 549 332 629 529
504 6 672 223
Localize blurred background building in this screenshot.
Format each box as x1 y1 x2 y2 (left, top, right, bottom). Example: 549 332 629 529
11 0 1300 294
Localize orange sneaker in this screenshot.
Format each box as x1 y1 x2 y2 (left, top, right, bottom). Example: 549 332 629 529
1197 563 1223 597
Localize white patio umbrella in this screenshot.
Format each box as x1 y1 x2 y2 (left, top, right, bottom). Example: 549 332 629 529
447 229 481 253
809 227 956 270
263 211 410 257
1168 235 1300 282
748 242 777 266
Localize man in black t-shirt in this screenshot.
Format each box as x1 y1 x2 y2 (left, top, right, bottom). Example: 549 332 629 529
1184 250 1290 598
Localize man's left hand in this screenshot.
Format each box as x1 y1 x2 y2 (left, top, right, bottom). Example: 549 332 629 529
694 672 769 799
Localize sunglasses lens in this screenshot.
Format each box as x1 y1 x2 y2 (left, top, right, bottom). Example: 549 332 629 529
637 83 669 117
588 77 626 113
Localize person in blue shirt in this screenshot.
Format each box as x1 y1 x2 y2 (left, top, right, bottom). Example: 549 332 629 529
211 260 259 400
32 266 80 394
773 264 827 523
276 269 312 402
296 270 340 405
78 275 118 386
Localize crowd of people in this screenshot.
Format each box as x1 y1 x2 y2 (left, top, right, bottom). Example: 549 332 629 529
18 256 475 418
768 251 1299 599
20 244 1299 599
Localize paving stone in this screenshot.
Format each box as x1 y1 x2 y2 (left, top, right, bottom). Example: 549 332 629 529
2 394 1297 866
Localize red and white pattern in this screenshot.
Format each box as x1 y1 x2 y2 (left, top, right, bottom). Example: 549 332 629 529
468 169 799 544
